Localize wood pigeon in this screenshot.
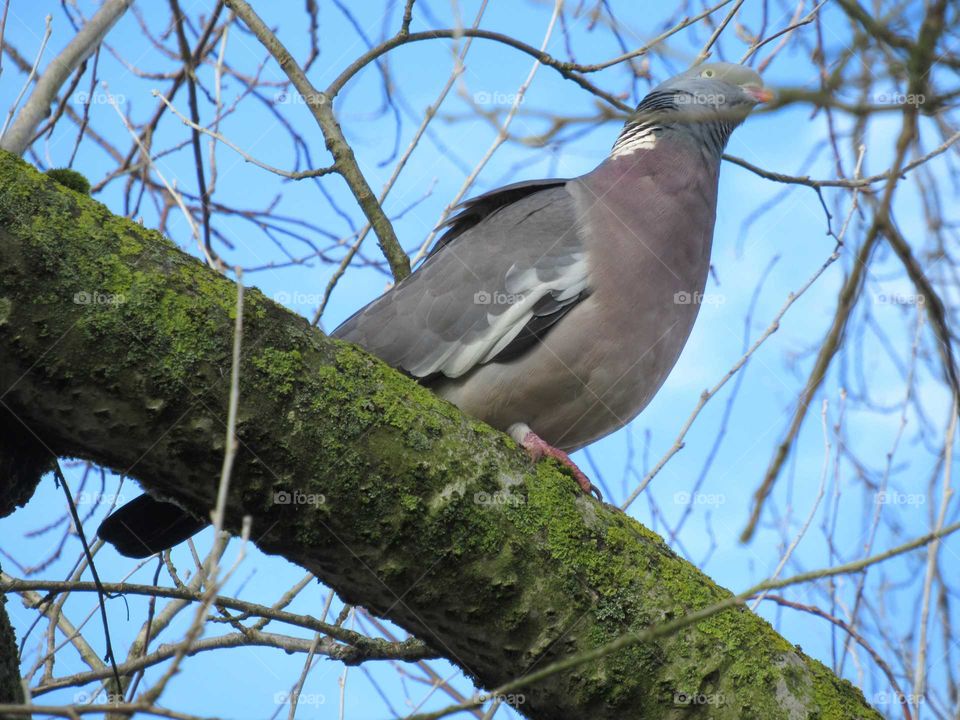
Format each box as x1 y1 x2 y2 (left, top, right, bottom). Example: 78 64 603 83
98 62 769 557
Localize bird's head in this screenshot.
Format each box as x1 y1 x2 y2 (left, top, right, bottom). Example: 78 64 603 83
614 62 770 158
649 62 771 116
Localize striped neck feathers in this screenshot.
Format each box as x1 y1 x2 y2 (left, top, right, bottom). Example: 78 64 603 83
611 89 739 160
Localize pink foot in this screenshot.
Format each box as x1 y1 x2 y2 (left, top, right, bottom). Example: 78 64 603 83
519 430 603 502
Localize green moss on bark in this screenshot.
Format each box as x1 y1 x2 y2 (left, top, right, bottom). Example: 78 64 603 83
45 167 91 195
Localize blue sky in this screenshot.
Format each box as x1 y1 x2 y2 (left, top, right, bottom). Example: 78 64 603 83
2 1 958 718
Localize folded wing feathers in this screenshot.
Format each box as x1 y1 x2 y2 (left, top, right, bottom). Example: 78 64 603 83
334 181 591 381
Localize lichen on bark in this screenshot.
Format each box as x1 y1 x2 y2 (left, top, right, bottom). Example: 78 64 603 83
0 150 882 719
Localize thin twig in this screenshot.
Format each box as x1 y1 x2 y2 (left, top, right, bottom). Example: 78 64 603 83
52 463 122 693
694 0 745 64
312 1 491 324
749 398 830 611
103 81 208 263
0 14 53 147
1 0 132 154
152 91 335 180
912 404 957 716
224 0 411 282
418 0 563 255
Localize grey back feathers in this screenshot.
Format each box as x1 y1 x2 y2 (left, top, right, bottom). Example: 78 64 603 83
334 180 590 379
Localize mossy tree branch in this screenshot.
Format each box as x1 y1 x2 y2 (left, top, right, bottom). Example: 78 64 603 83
0 151 881 719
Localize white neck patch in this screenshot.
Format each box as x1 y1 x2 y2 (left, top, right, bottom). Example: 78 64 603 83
610 124 658 158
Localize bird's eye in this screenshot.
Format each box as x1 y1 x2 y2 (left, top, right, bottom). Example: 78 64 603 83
701 69 715 78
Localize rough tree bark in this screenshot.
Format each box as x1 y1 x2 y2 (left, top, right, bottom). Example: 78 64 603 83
0 564 25 710
0 151 881 719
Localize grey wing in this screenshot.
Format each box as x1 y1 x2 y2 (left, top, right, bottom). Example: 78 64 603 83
332 181 589 380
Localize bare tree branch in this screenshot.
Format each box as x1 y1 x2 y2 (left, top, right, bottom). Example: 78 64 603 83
0 0 131 155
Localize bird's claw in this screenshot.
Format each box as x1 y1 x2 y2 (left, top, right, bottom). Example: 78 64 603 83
520 430 603 502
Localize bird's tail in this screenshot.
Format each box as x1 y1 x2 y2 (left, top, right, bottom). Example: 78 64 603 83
97 494 206 558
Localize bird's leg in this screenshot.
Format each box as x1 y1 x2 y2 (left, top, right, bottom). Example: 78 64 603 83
510 423 603 501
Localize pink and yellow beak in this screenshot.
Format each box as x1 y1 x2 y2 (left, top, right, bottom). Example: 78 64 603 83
744 84 774 103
